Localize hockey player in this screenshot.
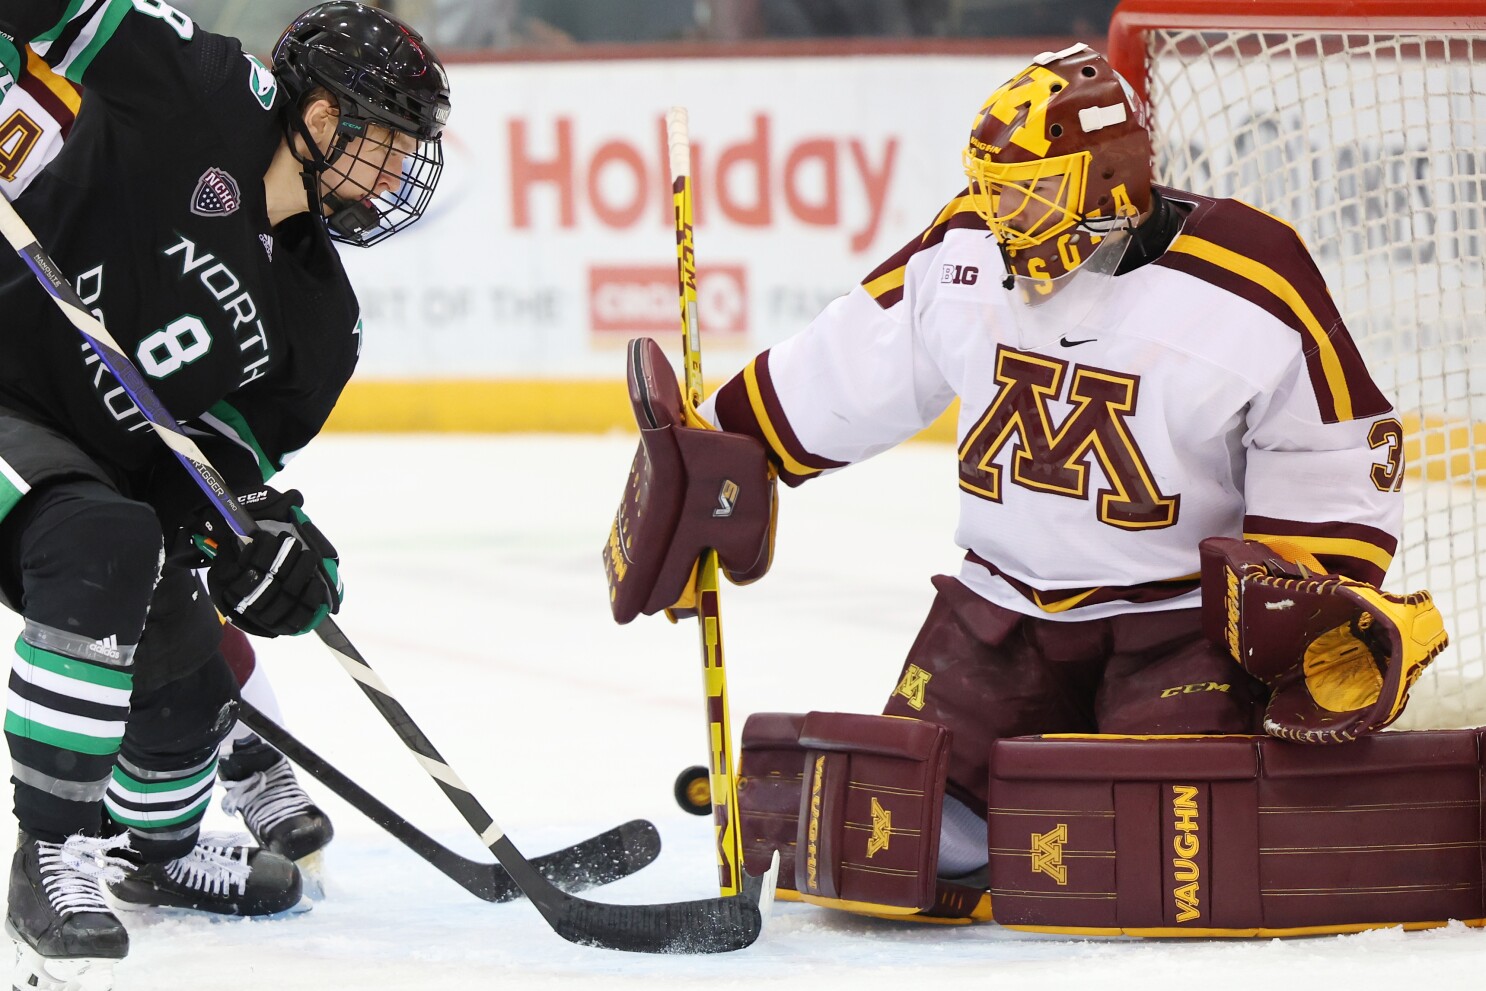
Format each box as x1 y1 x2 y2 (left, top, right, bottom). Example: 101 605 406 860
0 2 450 986
0 37 335 896
606 44 1447 924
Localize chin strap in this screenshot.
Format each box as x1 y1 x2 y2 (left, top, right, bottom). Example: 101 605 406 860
282 108 376 239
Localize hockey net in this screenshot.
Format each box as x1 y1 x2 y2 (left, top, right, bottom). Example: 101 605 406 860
1108 1 1486 729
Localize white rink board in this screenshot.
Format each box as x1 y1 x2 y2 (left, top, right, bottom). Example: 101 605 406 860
337 55 1030 382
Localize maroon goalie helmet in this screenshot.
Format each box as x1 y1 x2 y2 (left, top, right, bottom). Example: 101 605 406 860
963 44 1153 285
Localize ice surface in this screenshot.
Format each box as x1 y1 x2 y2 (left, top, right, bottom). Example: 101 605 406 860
1 435 1482 990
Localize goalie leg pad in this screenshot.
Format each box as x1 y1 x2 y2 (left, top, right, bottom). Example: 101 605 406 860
738 712 809 890
793 712 950 915
986 730 1486 935
739 711 992 922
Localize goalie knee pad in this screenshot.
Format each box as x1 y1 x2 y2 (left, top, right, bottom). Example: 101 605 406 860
987 731 1486 935
740 711 989 922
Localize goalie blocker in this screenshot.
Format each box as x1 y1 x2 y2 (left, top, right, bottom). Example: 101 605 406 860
603 337 776 623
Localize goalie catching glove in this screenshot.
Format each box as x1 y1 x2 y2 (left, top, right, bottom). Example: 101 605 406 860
603 337 777 624
187 488 343 638
1198 536 1448 743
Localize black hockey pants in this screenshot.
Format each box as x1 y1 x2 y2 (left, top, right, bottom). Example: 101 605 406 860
0 478 233 862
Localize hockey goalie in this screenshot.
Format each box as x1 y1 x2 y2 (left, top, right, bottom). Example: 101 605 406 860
604 44 1473 935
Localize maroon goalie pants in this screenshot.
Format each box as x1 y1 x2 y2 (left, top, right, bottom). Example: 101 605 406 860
881 575 1267 813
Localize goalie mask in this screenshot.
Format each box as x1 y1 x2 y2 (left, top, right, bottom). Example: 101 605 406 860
275 2 452 246
963 44 1152 344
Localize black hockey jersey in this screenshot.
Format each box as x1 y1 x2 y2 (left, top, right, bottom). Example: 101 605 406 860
0 1 359 502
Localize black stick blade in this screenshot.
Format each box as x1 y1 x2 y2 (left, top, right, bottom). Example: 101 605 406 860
552 891 763 954
534 819 661 896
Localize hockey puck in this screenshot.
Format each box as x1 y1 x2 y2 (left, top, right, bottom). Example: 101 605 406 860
673 765 711 816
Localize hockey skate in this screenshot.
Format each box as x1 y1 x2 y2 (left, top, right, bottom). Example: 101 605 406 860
107 837 303 917
220 742 333 898
6 832 131 991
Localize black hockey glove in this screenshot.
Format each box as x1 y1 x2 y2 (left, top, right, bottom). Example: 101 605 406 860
197 488 343 638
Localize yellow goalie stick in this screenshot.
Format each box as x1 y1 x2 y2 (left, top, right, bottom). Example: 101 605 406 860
667 105 746 897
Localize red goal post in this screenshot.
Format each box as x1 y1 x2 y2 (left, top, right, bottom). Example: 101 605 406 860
1106 1 1486 729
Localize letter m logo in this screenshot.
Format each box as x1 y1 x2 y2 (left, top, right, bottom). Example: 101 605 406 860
1030 823 1069 885
958 345 1180 530
974 65 1069 157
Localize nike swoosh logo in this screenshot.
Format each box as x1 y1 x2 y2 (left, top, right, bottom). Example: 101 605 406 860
1059 337 1096 347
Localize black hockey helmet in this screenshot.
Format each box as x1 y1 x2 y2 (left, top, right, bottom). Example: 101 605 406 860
273 2 452 246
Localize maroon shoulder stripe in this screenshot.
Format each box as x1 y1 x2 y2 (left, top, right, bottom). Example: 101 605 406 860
712 351 847 488
861 190 987 310
1154 188 1390 424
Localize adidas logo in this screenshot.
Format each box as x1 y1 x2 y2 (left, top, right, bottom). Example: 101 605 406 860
259 234 274 260
86 635 122 660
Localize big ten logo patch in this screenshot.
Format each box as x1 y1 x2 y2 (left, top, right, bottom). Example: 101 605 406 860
892 664 932 711
941 263 979 285
589 265 747 343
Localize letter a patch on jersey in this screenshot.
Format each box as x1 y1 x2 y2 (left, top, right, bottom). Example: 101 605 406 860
192 167 240 217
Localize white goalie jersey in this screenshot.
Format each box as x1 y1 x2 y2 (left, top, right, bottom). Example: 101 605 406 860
700 187 1404 621
0 42 79 198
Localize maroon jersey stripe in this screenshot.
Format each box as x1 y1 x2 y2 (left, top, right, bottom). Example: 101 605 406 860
965 550 1200 612
861 190 988 310
16 63 78 139
1244 515 1398 586
712 351 847 487
1154 189 1390 424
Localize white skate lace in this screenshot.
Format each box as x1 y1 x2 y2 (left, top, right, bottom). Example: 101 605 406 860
162 838 252 897
38 833 132 917
220 758 314 839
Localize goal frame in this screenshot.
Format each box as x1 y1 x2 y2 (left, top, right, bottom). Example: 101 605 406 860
1108 0 1486 104
1103 0 1486 729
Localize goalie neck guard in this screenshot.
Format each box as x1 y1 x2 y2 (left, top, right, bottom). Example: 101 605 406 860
274 2 452 246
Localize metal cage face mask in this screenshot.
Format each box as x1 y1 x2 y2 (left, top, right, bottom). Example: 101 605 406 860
964 148 1092 254
320 120 444 247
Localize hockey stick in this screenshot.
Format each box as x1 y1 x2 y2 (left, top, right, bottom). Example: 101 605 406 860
236 699 661 902
0 196 765 953
665 107 747 897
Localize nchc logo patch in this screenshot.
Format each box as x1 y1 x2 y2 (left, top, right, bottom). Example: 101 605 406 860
192 167 241 218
